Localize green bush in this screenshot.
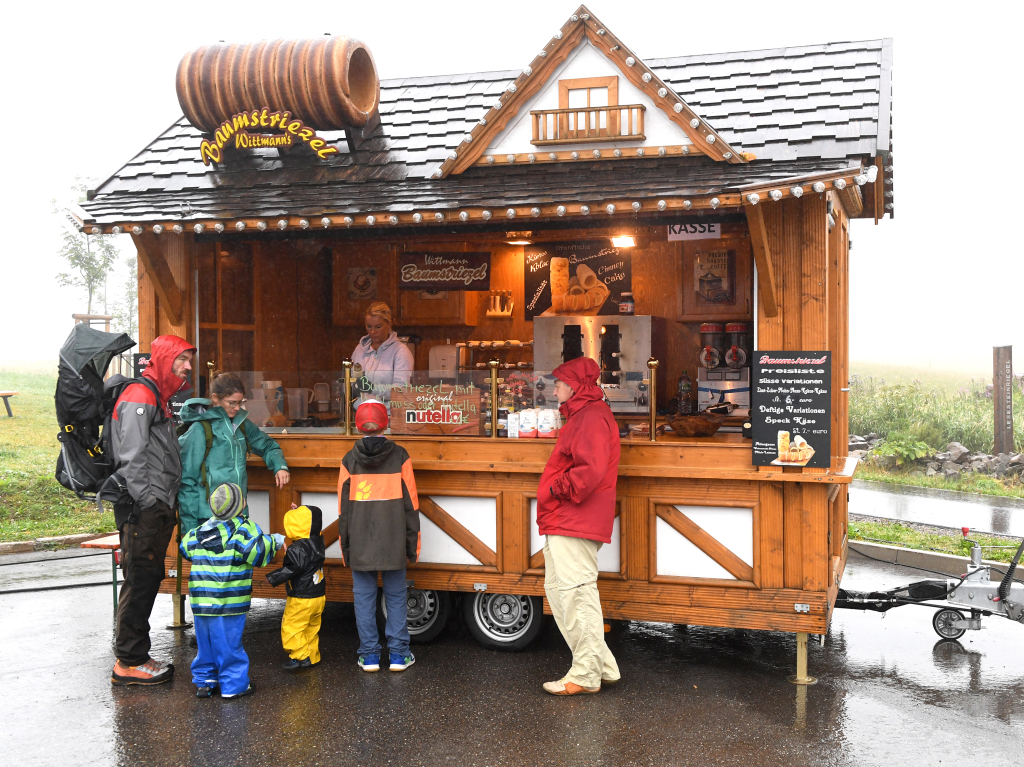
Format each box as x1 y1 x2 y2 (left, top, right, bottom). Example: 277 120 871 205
849 375 1024 454
873 434 933 465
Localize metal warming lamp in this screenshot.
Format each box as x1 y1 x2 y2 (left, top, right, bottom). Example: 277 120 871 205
342 360 353 436
647 358 659 442
488 359 501 439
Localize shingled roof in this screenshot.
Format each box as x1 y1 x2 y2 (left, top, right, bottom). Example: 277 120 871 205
81 37 892 226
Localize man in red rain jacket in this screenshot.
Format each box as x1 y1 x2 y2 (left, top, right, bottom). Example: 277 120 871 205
110 335 195 686
536 356 621 695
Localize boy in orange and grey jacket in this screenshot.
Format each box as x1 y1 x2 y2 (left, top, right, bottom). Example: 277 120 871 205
338 399 420 673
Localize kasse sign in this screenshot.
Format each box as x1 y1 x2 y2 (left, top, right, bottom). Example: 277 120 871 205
667 222 721 241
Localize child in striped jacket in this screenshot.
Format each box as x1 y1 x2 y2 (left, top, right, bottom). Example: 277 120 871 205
180 482 282 698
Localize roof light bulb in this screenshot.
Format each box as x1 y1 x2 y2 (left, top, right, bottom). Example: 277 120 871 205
613 149 622 157
636 148 645 156
507 83 517 93
710 198 720 209
479 117 488 126
486 156 495 164
112 226 123 234
790 186 803 198
642 72 652 83
366 215 376 226
548 152 557 161
658 87 668 98
172 224 184 234
412 213 423 223
866 165 878 182
597 29 605 36
690 118 700 129
507 154 516 163
152 224 164 234
435 212 444 222
706 135 716 144
833 178 847 190
571 13 578 20
87 226 99 235
682 146 690 154
389 215 398 225
539 51 547 58
214 223 225 233
506 208 517 218
482 210 492 220
256 220 267 231
554 30 562 39
570 151 579 159
657 200 667 211
528 153 536 163
235 221 246 231
343 216 353 226
581 13 589 19
524 66 532 76
683 200 692 210
191 224 202 234
593 149 601 158
580 205 590 215
658 147 666 156
277 219 288 230
299 219 309 229
769 189 782 201
606 204 616 215
625 56 635 66
673 103 683 113
459 211 469 221
631 201 641 212
723 152 732 159
812 182 825 193
433 169 443 178
463 134 474 144
447 150 458 161
556 205 566 216
321 217 331 228
854 174 868 186
746 193 760 205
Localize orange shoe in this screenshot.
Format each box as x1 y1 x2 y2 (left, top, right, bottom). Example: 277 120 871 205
542 679 600 695
111 658 174 686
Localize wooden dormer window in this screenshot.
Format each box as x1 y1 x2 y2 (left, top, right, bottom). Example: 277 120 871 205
531 75 645 145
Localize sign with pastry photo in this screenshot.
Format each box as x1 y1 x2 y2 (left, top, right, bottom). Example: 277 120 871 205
347 267 378 301
751 351 831 469
523 241 632 320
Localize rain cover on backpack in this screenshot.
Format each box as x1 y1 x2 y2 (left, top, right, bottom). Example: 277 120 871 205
54 324 136 499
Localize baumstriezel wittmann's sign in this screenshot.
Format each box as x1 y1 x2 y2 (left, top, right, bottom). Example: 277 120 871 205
199 107 340 165
751 352 831 469
398 252 491 291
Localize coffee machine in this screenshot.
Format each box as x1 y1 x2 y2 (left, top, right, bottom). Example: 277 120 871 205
533 316 663 414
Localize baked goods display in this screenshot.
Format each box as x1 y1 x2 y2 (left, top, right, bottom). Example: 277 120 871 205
546 260 610 315
771 434 815 466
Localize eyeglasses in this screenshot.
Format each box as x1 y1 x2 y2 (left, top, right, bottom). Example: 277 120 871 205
222 398 246 409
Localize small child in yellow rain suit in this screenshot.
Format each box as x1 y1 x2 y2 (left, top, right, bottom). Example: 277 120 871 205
266 505 326 670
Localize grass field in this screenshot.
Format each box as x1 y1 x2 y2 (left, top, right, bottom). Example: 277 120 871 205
848 517 1022 563
0 368 114 541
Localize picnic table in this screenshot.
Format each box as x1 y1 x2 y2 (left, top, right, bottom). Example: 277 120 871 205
81 533 120 611
0 391 16 417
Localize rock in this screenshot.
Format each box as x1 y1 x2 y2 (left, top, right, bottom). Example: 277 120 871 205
995 453 1011 466
946 442 970 463
910 470 925 478
926 462 941 472
1009 453 1024 467
1009 464 1024 477
926 467 938 477
944 468 961 479
934 452 951 463
970 459 989 473
865 433 879 441
876 455 898 471
849 449 868 459
992 465 1008 478
848 440 870 451
942 461 961 474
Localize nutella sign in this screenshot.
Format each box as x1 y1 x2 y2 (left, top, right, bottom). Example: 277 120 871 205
405 406 467 425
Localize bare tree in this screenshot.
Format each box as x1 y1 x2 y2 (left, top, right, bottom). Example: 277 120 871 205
54 179 118 314
111 255 139 340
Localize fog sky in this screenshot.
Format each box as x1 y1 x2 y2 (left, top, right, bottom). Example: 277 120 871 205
1 0 1020 374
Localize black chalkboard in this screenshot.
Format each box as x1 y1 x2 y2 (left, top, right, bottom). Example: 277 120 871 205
523 241 632 320
751 351 831 468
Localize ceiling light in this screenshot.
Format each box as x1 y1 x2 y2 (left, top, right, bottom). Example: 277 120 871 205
611 235 636 247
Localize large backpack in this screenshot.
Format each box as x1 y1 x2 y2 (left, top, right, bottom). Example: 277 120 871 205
53 324 152 507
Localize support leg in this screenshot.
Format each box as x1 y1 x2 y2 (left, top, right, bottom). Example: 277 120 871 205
788 631 817 685
111 550 119 613
167 550 192 629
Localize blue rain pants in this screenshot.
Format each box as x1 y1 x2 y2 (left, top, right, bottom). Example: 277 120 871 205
191 613 250 696
351 568 410 657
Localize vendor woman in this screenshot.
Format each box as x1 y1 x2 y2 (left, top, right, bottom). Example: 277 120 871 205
352 301 413 400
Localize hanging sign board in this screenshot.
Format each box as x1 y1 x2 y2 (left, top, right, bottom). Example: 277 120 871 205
751 352 831 468
398 252 491 291
524 241 632 320
668 222 721 241
199 107 339 165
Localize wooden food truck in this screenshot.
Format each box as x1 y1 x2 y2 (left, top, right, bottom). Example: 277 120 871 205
74 7 893 674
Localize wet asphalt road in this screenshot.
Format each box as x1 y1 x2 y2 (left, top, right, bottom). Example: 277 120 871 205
2 548 1023 767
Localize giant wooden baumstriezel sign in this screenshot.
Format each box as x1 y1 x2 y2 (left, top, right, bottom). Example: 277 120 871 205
199 108 339 165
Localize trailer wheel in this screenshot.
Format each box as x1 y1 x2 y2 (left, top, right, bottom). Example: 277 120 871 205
932 608 966 640
463 592 544 651
380 589 452 644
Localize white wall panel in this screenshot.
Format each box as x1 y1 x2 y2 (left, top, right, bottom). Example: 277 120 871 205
302 492 342 560
247 491 270 534
656 517 734 580
530 498 621 573
530 499 542 555
673 505 753 566
418 513 482 566
428 496 497 552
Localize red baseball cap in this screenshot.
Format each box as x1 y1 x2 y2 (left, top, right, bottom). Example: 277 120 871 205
355 399 389 433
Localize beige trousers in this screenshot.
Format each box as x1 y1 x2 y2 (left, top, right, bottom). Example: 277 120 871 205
543 534 620 688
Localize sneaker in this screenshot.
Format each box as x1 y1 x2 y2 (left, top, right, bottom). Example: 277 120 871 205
389 652 415 671
222 683 254 699
358 653 381 672
542 679 600 695
196 685 217 698
298 657 318 669
111 659 174 686
282 658 303 671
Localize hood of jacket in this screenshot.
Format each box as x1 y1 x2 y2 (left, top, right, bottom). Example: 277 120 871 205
553 357 605 420
143 335 196 407
359 331 401 354
284 505 322 540
195 516 241 554
179 397 249 427
352 435 395 468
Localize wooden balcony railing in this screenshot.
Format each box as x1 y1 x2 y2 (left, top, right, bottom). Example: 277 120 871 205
530 104 646 146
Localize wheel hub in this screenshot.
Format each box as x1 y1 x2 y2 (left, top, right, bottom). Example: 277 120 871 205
475 593 533 640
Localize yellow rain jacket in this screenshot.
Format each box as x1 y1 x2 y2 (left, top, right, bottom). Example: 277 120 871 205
266 506 327 662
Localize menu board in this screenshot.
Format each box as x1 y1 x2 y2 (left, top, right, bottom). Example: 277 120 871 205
524 241 632 320
399 252 491 291
388 384 483 436
751 352 831 468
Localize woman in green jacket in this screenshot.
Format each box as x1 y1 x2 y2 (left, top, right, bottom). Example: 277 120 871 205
177 374 290 534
